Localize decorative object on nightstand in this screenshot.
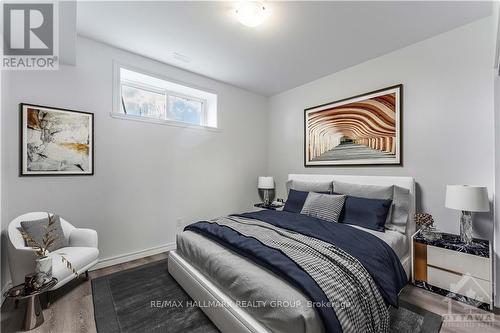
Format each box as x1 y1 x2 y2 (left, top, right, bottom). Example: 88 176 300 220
257 176 275 205
415 213 434 230
254 202 284 210
445 185 489 245
414 213 441 241
4 277 58 330
412 230 492 311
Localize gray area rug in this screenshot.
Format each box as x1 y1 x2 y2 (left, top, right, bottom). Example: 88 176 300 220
389 300 442 333
92 259 442 333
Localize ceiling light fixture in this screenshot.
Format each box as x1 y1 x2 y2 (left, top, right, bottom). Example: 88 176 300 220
235 1 269 28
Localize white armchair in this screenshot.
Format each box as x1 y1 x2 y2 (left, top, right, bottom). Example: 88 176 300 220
7 212 99 289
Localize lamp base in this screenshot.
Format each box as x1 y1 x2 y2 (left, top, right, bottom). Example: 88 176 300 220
258 189 275 206
460 211 473 245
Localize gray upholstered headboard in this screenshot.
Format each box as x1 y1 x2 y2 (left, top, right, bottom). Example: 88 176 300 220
287 174 416 241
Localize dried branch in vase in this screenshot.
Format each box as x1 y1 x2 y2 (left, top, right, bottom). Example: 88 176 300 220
20 213 78 277
414 213 434 228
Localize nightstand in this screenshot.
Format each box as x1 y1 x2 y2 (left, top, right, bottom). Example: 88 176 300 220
254 203 284 210
411 229 493 310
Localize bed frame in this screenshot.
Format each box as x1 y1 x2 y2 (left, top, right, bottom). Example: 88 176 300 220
168 174 416 333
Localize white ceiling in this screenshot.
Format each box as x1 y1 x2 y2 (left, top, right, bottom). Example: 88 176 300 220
77 1 492 96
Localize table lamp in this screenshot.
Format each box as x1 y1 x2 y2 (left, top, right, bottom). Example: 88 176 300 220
258 176 275 206
445 185 489 245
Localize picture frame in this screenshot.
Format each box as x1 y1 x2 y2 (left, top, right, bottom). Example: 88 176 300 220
20 103 94 176
304 84 402 167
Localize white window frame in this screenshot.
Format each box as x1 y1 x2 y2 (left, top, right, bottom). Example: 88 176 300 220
112 61 219 131
166 91 208 126
120 80 167 118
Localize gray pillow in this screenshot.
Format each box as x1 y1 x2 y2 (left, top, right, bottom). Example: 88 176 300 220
21 215 67 251
286 180 333 194
333 180 409 234
385 186 410 234
300 192 346 223
333 180 393 200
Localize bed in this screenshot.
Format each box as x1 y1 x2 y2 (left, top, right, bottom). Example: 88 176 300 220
168 174 416 333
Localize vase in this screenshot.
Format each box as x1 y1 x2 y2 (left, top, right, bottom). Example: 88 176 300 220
421 226 442 241
35 256 52 283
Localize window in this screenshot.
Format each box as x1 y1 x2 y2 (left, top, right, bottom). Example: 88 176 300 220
121 83 166 119
113 64 218 128
167 95 204 124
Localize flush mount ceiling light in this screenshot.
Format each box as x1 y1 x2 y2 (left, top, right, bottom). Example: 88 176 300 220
235 1 269 28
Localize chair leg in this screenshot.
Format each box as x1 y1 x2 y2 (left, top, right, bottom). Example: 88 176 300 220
46 291 51 308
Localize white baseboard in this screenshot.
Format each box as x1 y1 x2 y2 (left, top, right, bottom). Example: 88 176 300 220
1 243 176 305
91 242 176 271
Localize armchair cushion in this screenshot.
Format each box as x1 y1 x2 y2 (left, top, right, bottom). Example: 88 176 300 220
20 215 68 251
69 228 98 248
49 247 99 283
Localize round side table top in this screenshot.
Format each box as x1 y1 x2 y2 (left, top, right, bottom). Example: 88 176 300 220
4 278 57 300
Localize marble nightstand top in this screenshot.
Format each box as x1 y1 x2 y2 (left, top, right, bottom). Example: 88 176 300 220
414 230 489 258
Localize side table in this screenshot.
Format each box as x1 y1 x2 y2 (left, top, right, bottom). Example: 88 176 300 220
4 278 57 330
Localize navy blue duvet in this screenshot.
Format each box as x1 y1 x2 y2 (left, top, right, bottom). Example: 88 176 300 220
185 210 407 333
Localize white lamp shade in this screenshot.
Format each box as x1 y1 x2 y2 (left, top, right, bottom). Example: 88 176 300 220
258 176 274 189
445 185 489 212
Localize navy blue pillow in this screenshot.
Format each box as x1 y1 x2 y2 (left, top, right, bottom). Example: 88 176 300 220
284 189 332 213
283 189 310 213
339 195 392 232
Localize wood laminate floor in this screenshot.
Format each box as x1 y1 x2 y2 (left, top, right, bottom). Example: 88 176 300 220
1 252 499 333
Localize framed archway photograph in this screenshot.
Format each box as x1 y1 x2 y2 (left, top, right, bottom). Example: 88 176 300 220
304 85 402 166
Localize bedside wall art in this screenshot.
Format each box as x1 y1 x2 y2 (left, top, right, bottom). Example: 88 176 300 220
304 85 402 166
20 103 94 176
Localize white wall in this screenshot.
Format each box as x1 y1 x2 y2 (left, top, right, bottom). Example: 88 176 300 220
494 67 500 307
493 0 500 308
1 70 11 297
268 18 494 238
269 15 498 305
1 37 268 290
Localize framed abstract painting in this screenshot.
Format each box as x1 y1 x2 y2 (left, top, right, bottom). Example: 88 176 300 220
20 103 94 176
304 85 402 166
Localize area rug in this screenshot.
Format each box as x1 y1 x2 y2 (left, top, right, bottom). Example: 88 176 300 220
92 259 442 333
